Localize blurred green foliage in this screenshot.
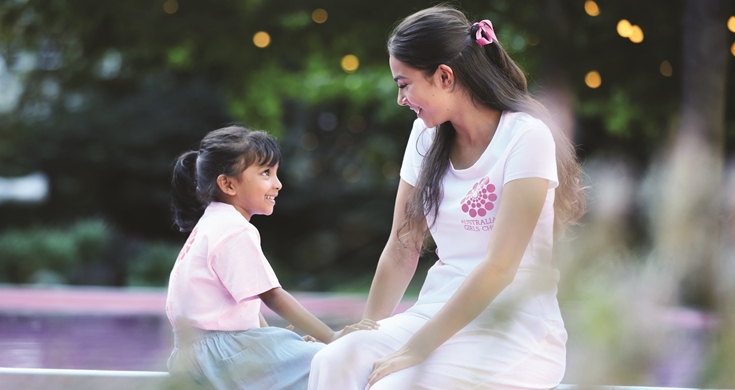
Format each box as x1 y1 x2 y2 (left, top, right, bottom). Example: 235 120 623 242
0 219 178 287
0 0 733 291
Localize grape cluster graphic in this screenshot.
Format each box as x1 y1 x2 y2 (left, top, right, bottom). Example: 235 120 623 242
460 177 497 218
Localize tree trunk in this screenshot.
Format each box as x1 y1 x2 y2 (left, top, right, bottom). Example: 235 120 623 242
679 0 728 154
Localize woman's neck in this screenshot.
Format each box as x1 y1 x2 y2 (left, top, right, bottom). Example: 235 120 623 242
450 105 502 148
448 105 503 171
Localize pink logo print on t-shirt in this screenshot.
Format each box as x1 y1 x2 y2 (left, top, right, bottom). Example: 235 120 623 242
460 177 498 218
176 227 198 262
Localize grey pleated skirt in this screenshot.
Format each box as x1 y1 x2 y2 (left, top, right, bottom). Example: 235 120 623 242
168 326 324 390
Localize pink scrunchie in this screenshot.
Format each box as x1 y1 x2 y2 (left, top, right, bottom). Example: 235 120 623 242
473 20 497 47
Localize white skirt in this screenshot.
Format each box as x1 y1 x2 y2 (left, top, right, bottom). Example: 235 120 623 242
309 262 567 390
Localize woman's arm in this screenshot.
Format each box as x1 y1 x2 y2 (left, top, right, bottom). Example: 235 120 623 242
259 287 377 343
367 177 549 386
258 312 269 327
363 179 425 321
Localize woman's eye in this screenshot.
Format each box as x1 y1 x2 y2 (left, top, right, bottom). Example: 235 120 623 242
398 84 407 89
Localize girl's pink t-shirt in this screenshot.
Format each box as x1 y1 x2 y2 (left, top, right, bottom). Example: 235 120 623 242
165 201 280 331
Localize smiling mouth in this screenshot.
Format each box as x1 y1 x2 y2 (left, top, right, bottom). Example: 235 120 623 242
265 195 276 201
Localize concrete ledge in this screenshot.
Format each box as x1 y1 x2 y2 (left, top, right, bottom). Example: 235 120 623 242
0 367 171 390
0 368 719 390
555 386 708 390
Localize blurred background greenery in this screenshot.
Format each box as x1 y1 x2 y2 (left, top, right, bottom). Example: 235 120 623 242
1 0 734 386
2 0 731 290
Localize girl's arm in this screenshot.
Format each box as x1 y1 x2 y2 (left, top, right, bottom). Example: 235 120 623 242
259 287 377 343
367 178 548 386
363 179 425 321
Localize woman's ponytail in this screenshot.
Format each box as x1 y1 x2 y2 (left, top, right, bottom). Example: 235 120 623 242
171 150 203 232
389 5 586 240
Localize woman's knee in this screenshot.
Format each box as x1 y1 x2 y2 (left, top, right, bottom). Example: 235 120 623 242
313 332 366 366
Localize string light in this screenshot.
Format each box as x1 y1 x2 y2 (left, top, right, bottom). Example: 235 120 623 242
312 9 328 24
253 32 271 48
341 55 359 73
584 1 600 17
617 20 633 38
585 71 601 89
617 20 643 43
728 16 735 33
660 61 672 77
163 0 178 14
629 25 644 43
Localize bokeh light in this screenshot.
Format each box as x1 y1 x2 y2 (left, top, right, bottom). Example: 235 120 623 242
253 31 271 48
347 115 366 133
728 16 735 33
629 25 644 43
617 19 633 38
660 61 673 77
382 161 399 180
731 42 735 57
300 133 318 151
341 55 359 73
526 34 540 47
585 71 602 88
312 9 328 24
163 0 178 14
342 164 361 183
584 1 600 17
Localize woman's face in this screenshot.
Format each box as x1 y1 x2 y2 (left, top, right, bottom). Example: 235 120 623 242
389 56 453 128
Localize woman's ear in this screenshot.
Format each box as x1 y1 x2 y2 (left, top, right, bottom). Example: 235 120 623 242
436 64 454 89
217 174 236 196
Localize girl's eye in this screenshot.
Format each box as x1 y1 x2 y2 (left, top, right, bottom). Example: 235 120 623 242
261 169 270 176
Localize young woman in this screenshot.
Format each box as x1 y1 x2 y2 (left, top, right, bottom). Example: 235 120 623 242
309 6 585 390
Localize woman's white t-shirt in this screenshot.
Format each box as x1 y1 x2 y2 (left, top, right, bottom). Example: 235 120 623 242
400 111 563 322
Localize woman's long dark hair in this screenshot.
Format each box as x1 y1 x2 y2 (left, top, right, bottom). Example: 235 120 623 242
388 6 586 243
171 126 281 232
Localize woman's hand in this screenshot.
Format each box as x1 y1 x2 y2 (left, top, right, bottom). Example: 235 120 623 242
329 318 380 343
366 345 427 388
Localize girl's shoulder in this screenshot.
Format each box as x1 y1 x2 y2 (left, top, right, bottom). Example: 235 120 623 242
199 202 256 239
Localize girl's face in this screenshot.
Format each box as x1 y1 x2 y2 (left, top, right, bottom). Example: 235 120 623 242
389 56 453 128
229 162 281 221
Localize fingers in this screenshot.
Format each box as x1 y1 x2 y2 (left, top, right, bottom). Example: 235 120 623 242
366 359 392 389
302 335 317 342
286 324 294 331
351 318 380 330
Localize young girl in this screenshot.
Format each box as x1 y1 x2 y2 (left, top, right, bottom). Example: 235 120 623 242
310 6 585 390
166 126 377 390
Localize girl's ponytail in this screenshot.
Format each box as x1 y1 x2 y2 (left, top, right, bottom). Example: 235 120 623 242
171 150 203 232
170 126 282 233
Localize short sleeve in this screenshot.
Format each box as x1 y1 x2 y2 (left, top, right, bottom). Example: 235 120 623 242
400 119 435 186
503 126 558 189
210 227 280 302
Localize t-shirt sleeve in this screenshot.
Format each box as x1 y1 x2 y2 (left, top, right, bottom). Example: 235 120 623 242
503 125 558 189
209 227 280 302
400 119 434 186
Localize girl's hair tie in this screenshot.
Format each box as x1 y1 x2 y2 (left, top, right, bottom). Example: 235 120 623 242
471 20 497 47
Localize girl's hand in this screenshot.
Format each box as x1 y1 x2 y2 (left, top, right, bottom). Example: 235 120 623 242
366 345 427 389
285 324 317 342
329 318 380 343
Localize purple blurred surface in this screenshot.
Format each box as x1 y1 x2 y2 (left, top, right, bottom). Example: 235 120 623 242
0 315 172 371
